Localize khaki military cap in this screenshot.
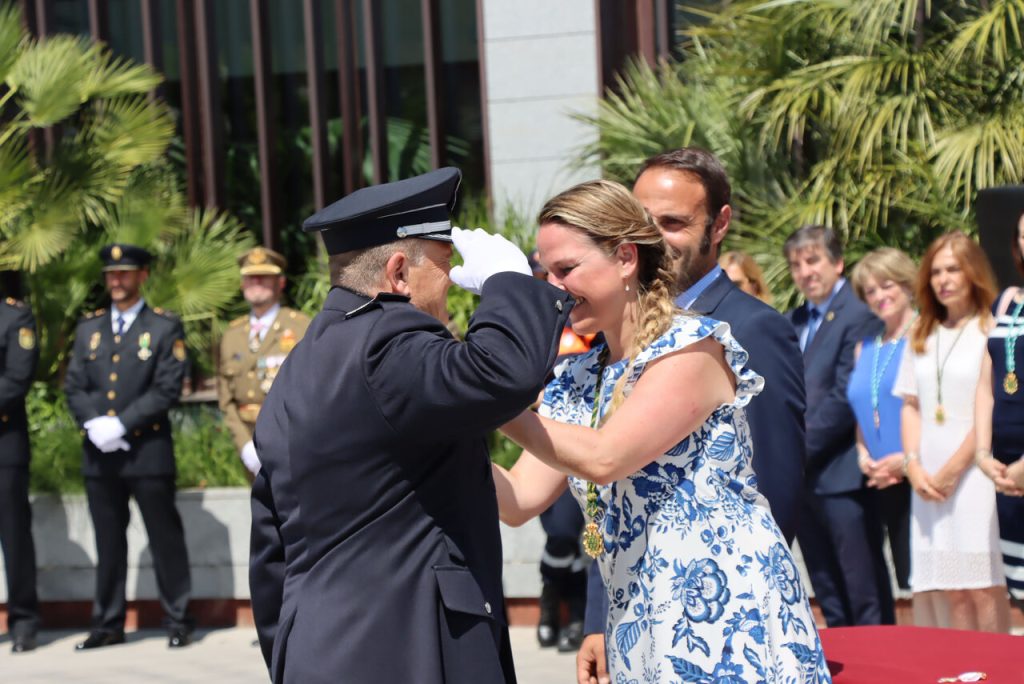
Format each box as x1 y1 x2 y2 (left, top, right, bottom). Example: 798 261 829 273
239 246 287 276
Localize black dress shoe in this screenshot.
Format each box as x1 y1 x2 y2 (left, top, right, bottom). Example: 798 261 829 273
12 633 37 653
556 620 584 652
168 625 193 648
536 623 558 648
75 630 125 650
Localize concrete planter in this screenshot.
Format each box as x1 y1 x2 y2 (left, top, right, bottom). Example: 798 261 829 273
0 487 549 603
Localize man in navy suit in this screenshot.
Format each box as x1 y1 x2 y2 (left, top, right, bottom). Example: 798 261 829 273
785 225 894 627
577 148 807 682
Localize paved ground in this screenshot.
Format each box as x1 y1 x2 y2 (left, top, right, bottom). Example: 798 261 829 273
0 626 578 683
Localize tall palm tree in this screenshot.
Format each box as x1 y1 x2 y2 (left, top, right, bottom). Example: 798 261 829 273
0 4 251 378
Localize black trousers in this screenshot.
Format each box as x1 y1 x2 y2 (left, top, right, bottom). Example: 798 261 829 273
797 488 895 627
0 466 39 636
84 476 191 632
876 482 911 591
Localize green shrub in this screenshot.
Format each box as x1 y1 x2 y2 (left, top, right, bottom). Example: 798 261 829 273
171 403 249 489
27 383 248 493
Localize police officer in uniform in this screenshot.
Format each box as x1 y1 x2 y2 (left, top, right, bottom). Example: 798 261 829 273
218 247 309 477
64 244 194 650
0 294 40 652
249 168 573 683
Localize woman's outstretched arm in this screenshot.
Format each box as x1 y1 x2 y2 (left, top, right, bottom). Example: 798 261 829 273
492 450 569 527
501 337 735 485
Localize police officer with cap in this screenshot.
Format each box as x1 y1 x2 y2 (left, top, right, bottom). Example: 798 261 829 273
249 167 573 683
218 247 309 477
64 244 194 650
0 290 40 652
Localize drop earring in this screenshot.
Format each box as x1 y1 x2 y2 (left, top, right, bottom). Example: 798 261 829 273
624 284 631 292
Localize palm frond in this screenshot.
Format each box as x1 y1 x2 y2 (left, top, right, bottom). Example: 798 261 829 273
79 95 176 168
945 0 1024 69
0 2 27 83
6 35 91 126
931 106 1024 206
79 43 163 97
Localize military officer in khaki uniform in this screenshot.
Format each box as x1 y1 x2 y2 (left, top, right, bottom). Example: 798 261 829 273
218 247 309 476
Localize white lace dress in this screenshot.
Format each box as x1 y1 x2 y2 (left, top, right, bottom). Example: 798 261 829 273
892 317 1003 591
540 315 830 684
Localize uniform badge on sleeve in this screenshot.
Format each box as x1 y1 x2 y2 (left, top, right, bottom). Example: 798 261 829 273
280 329 297 353
90 331 101 350
173 339 187 362
18 327 35 350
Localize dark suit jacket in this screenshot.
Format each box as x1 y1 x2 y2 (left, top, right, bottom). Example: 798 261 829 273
249 272 572 684
64 304 187 477
583 272 807 635
0 299 38 468
788 281 882 495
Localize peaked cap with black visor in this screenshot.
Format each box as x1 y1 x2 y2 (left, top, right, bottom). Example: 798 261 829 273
303 167 462 255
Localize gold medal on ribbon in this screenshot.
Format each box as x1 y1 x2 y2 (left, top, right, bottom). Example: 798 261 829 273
1004 371 1019 395
137 331 152 361
935 405 946 424
582 521 603 559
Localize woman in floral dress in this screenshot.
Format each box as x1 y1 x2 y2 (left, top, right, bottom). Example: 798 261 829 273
493 180 830 683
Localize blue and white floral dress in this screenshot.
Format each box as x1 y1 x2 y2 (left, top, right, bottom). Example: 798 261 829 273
540 315 831 684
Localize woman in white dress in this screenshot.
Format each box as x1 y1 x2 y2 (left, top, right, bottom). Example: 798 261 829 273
493 180 830 683
893 230 1009 631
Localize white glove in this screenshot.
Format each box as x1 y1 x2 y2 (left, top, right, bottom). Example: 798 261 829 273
98 438 131 453
449 227 532 295
240 440 261 475
86 416 127 451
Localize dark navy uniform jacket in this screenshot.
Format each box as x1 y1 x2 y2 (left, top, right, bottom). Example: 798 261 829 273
0 299 38 467
250 272 572 684
64 305 187 477
788 282 883 495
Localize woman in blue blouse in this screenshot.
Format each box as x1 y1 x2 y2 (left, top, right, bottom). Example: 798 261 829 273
847 248 917 591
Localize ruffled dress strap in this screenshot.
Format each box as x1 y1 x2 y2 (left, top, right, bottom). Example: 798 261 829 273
629 314 764 408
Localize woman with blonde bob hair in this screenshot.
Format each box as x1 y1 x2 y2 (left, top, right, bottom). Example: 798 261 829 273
492 179 830 682
719 250 773 304
846 247 919 593
892 231 1008 631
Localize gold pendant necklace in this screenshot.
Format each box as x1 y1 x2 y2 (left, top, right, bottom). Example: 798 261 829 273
935 319 969 425
582 348 610 559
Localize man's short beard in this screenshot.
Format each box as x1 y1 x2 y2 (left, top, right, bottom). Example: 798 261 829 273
673 223 714 291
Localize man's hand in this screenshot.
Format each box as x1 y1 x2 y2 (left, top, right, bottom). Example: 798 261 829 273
86 416 127 451
449 227 532 294
241 440 261 475
1001 458 1024 495
576 633 609 684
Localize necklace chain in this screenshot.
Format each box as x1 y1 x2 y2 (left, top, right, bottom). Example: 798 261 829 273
1002 295 1024 394
935 319 969 422
869 315 915 431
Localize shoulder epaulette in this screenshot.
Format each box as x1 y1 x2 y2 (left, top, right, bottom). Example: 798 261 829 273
82 308 106 320
229 316 247 328
4 296 25 308
151 306 178 320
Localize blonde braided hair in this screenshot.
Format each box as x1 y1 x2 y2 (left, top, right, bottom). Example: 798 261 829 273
537 180 679 415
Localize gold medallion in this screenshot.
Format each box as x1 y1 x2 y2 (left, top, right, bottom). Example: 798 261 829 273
18 327 35 350
582 521 603 558
935 405 946 424
89 331 101 350
1004 371 1019 395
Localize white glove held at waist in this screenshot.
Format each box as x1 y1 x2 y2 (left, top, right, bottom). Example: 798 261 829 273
241 441 261 476
86 416 127 451
449 227 532 295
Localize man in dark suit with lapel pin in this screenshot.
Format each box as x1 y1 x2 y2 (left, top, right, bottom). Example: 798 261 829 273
576 148 809 682
64 243 194 650
784 225 894 627
0 290 40 652
248 168 573 683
